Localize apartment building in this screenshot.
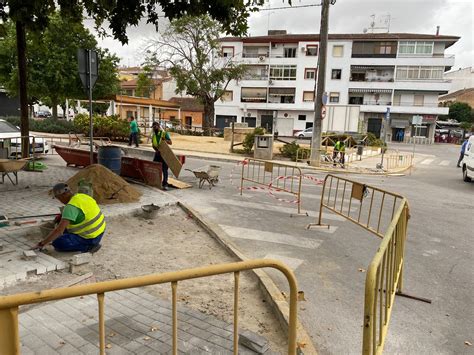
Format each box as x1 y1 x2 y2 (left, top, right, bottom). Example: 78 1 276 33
216 31 459 143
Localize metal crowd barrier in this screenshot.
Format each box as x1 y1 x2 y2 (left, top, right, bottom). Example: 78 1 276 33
308 174 428 354
383 154 413 170
0 259 298 355
240 158 304 214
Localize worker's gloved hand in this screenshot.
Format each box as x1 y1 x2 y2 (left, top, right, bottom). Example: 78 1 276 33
32 241 45 251
54 214 61 224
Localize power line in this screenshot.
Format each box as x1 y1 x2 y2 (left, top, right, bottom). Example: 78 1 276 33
259 3 322 11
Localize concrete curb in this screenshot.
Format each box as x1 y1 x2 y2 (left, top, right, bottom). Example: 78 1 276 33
177 201 318 355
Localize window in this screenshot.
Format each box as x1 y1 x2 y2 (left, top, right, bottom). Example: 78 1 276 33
349 96 363 105
241 87 267 103
221 46 234 58
331 69 342 80
284 47 297 58
298 115 307 121
396 66 444 80
305 68 317 80
303 91 315 102
414 95 424 106
268 88 295 104
377 42 393 54
306 45 318 56
398 41 433 55
221 90 233 102
332 45 344 57
329 92 340 103
270 65 297 80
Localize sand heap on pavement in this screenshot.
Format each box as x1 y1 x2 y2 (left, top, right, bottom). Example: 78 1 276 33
66 164 142 204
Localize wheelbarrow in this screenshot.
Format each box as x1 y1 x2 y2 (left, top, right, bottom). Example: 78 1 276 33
0 159 29 185
185 165 221 189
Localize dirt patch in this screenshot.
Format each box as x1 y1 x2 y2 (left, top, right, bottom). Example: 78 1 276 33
65 164 141 204
2 206 287 352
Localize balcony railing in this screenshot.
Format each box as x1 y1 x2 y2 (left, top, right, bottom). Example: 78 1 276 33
242 53 269 58
242 75 268 80
393 101 440 107
362 101 392 106
350 77 395 82
351 53 397 58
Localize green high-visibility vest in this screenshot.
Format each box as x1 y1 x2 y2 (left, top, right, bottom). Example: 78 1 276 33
66 193 106 239
334 141 346 152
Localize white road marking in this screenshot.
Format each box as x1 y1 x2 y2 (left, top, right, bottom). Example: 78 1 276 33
420 159 434 165
219 225 323 249
439 160 450 166
264 254 305 271
214 198 347 221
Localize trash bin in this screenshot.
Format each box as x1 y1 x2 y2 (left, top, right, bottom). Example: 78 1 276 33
357 145 364 156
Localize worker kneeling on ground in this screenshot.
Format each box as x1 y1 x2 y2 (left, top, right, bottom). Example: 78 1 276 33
35 183 105 253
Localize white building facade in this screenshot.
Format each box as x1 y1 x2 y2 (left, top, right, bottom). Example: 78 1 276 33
216 32 459 143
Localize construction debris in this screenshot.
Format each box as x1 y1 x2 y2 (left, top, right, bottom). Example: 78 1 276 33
239 329 269 354
66 164 142 204
71 252 92 266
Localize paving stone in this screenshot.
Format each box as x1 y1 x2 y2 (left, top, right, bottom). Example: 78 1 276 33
208 334 233 350
239 329 270 354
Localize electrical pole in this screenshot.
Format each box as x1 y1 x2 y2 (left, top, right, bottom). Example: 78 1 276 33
309 0 331 167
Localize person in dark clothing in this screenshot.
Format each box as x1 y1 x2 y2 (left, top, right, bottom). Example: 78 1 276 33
151 121 172 190
457 139 468 167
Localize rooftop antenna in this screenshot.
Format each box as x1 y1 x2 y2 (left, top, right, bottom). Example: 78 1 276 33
364 14 391 33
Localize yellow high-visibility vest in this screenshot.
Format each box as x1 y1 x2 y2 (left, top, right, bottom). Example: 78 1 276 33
67 193 106 239
152 131 167 149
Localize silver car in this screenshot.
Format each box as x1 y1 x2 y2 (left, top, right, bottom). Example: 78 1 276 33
294 127 313 138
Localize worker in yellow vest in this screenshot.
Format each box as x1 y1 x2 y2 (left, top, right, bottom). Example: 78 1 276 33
34 183 106 253
151 121 172 190
333 139 346 168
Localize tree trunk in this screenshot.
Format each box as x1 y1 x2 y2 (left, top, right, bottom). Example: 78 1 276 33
52 100 58 120
203 100 215 137
16 21 29 158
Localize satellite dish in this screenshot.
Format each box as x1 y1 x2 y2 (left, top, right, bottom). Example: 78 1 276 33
363 28 368 33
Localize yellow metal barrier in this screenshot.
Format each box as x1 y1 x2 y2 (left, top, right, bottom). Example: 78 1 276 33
383 154 413 170
240 158 304 214
308 174 424 354
0 259 298 355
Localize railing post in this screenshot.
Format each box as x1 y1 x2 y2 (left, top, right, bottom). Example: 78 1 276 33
233 272 240 355
171 281 178 355
97 293 105 355
0 307 20 354
240 160 245 196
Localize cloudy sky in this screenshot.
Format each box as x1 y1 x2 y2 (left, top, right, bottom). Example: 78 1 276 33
91 0 473 70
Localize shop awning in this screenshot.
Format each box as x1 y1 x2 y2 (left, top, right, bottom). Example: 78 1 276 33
269 88 295 96
243 97 266 100
390 119 409 128
349 88 392 94
351 65 394 70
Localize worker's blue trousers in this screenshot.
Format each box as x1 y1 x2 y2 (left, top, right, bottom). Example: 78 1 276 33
52 232 104 253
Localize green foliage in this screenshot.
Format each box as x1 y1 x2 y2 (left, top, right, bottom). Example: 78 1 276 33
74 114 130 140
448 102 473 123
135 65 156 98
4 116 77 134
242 127 265 154
0 14 120 118
146 15 247 134
365 132 386 148
279 141 307 161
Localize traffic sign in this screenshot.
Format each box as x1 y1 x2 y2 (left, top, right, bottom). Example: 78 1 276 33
412 115 423 125
321 106 327 119
78 49 98 91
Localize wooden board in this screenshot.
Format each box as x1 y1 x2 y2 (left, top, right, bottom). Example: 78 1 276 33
168 177 192 189
158 141 182 178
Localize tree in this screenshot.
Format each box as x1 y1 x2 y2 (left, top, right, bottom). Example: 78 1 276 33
146 15 247 135
135 65 157 98
0 15 120 119
1 0 266 156
448 102 473 123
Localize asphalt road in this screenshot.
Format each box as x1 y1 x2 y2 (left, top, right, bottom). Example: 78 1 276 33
169 143 473 355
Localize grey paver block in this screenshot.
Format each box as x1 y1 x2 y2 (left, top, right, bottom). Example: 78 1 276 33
57 343 80 355
22 250 37 260
147 339 172 353
239 329 269 354
186 316 212 330
122 340 144 352
206 325 233 339
78 343 99 354
208 334 233 350
62 333 89 348
186 326 213 341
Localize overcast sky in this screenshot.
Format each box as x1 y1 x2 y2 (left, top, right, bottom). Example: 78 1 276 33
90 0 473 70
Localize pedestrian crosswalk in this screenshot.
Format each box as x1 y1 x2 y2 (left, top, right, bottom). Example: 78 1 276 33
418 158 456 167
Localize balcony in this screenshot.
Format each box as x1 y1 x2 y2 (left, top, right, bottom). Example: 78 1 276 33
359 103 449 115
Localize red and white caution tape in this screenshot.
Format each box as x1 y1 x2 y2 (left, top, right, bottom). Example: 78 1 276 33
229 158 267 191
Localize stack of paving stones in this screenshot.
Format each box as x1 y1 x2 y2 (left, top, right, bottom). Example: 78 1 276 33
0 231 67 288
19 288 274 354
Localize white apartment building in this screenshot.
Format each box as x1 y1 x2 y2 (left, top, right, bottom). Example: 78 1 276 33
215 31 459 143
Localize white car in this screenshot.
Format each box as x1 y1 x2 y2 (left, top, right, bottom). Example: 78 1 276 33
461 136 474 182
0 119 50 157
294 127 313 138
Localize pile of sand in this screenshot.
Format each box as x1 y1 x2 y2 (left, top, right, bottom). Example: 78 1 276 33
66 164 142 204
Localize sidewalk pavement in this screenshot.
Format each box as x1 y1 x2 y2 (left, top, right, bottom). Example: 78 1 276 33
19 288 265 354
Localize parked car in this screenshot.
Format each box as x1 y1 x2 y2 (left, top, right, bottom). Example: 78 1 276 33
0 119 50 157
294 127 313 138
36 110 52 118
461 136 474 182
